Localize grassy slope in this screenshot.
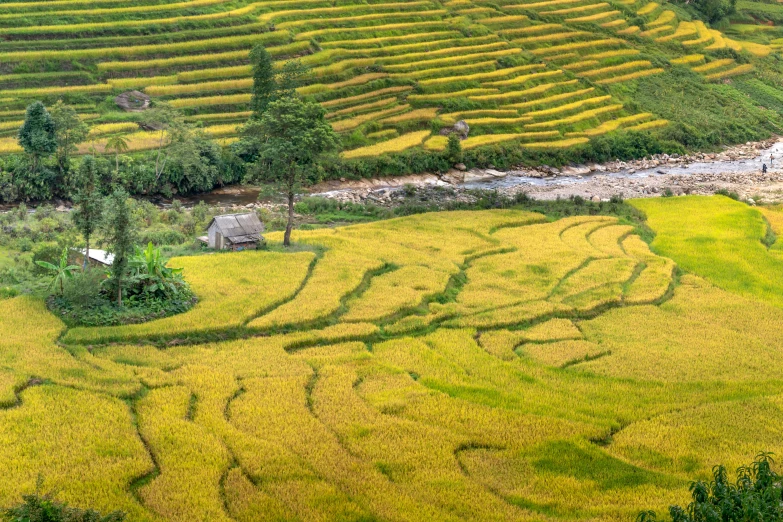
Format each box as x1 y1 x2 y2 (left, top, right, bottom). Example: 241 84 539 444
632 195 783 307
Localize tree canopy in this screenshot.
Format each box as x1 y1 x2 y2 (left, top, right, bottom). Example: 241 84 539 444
248 96 339 245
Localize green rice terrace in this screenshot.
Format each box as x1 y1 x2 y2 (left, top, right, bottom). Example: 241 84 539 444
1 0 783 160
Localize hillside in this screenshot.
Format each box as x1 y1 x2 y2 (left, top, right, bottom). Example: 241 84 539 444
1 197 783 520
1 0 783 165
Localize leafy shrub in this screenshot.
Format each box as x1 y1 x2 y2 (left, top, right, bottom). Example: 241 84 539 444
138 225 187 246
638 453 782 522
715 189 740 200
2 492 125 522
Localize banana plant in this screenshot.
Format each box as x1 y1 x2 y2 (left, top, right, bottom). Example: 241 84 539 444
129 242 184 297
35 247 80 295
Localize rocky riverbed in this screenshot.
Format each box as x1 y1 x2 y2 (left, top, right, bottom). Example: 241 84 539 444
312 138 783 207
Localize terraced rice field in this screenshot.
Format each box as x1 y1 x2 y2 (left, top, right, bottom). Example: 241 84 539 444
3 197 783 520
0 0 774 157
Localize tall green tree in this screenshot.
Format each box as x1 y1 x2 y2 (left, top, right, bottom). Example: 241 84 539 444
50 100 89 178
248 96 339 246
72 156 105 270
17 101 57 175
102 188 136 306
249 44 276 117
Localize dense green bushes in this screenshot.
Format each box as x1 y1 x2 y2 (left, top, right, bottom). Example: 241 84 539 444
638 453 783 522
2 492 125 522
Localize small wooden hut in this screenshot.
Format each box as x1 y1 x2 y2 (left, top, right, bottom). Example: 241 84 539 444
206 213 265 251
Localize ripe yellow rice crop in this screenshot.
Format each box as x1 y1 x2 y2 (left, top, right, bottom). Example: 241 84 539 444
646 9 677 27
294 21 450 41
384 49 520 72
563 60 599 71
681 20 714 46
601 19 628 28
526 95 612 118
522 136 589 148
203 124 241 137
107 76 177 89
341 130 431 158
465 115 533 126
439 109 519 124
571 112 655 136
258 1 433 23
636 2 660 15
1 3 259 35
508 0 582 10
8 208 779 519
670 54 705 65
584 49 641 60
146 79 253 97
343 266 453 322
87 122 139 137
546 3 609 15
418 63 544 86
512 31 590 44
0 138 22 154
319 31 460 49
0 0 231 20
397 60 498 80
640 25 675 37
279 9 449 30
0 32 290 63
407 88 499 102
469 79 579 102
704 63 754 80
567 10 620 22
525 103 623 129
425 131 560 150
64 251 314 344
381 107 439 124
321 86 412 108
617 25 641 35
299 73 390 95
310 58 376 78
484 70 563 87
186 111 252 122
378 42 511 66
691 58 735 72
175 66 253 84
530 38 622 55
505 87 594 109
169 94 251 109
595 68 664 84
0 120 22 132
327 97 399 119
480 15 530 25
97 40 306 73
500 23 563 36
331 105 408 132
579 60 653 78
0 83 112 99
656 21 697 42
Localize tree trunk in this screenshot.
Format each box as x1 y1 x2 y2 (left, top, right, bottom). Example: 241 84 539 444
83 237 90 271
284 191 294 247
117 275 122 307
